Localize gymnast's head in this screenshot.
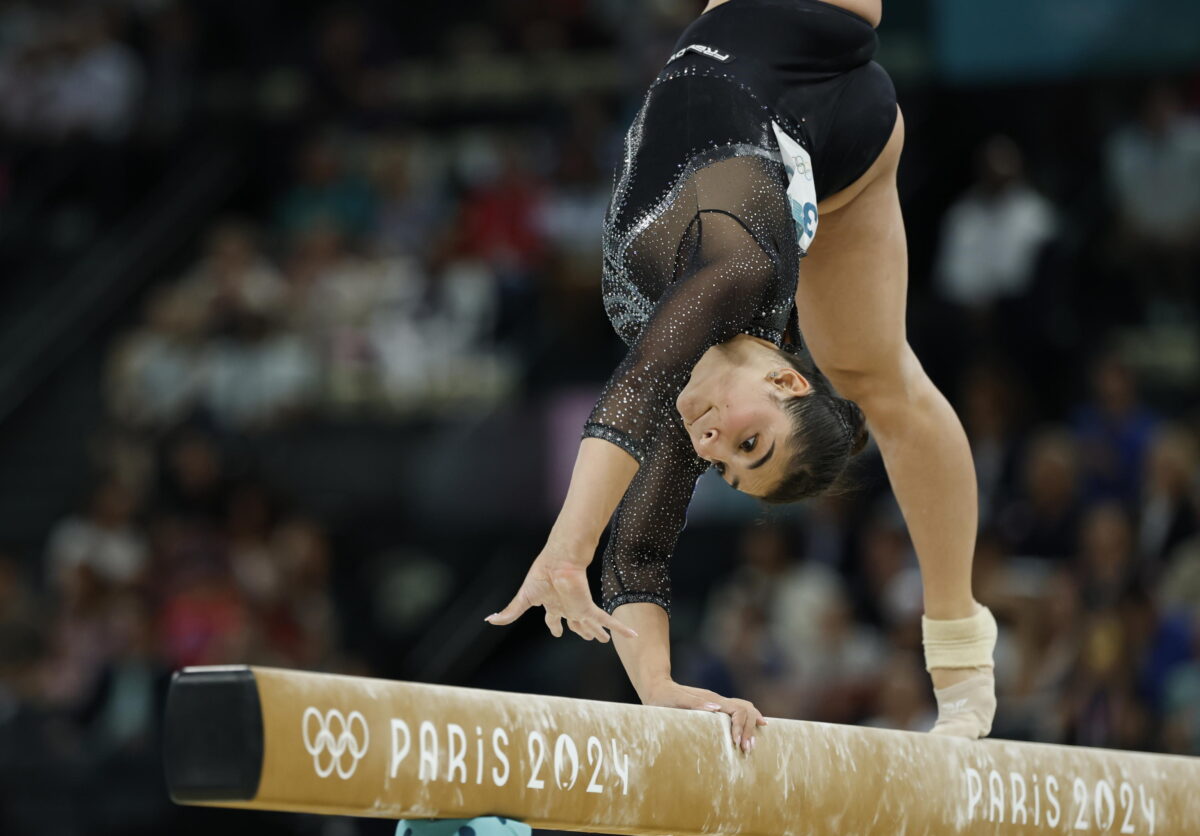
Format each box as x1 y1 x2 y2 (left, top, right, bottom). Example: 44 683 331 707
676 334 868 502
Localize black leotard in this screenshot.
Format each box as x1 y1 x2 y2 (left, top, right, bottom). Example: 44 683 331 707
583 0 897 614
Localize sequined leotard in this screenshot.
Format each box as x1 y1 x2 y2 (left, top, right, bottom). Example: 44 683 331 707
583 0 897 613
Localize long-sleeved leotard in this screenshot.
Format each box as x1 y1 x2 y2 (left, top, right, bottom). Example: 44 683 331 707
585 74 802 613
585 0 896 614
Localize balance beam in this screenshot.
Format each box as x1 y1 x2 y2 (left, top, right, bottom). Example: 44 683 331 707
164 666 1200 835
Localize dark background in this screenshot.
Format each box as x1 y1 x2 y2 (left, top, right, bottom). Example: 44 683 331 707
0 1 1198 834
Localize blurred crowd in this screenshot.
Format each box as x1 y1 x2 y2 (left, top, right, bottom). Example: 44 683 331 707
0 426 350 833
1 1 1199 835
685 367 1200 751
101 112 625 426
681 78 1200 753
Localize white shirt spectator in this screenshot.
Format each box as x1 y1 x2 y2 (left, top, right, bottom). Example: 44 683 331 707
47 515 147 586
1106 113 1200 244
935 183 1057 309
44 36 144 140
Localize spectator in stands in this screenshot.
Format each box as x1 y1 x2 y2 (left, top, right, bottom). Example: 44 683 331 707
369 141 450 259
1160 613 1200 755
45 480 147 590
42 552 117 711
1076 502 1136 611
276 133 376 244
1001 569 1083 741
934 135 1057 314
998 428 1082 561
83 592 169 758
286 217 401 407
0 7 143 141
199 306 317 429
791 587 886 724
225 481 280 613
45 10 143 141
1105 83 1200 315
271 518 338 668
175 223 316 429
1071 352 1158 506
456 138 546 278
1138 425 1200 570
175 220 289 334
694 524 796 709
108 286 206 429
537 99 612 262
157 557 251 669
855 503 922 630
960 362 1028 526
1158 494 1200 616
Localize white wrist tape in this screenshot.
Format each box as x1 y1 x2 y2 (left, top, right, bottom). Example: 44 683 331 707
922 605 997 671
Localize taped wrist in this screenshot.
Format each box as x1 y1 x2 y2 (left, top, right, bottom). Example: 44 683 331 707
922 605 997 671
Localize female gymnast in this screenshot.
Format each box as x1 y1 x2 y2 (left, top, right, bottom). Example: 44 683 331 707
487 0 998 749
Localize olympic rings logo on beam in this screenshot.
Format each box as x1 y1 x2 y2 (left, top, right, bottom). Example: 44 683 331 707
302 707 370 779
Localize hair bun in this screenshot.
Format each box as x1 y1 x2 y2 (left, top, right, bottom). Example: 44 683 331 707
836 398 870 456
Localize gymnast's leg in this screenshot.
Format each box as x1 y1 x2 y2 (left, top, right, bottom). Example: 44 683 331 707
794 109 997 738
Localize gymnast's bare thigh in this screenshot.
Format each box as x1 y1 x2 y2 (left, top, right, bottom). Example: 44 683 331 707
794 107 907 385
701 0 883 28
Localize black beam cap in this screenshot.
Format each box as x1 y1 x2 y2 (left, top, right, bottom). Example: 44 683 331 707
164 666 264 803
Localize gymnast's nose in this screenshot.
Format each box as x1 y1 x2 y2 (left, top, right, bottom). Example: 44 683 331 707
695 426 720 456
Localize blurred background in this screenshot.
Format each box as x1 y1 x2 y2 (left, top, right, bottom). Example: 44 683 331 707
0 0 1198 834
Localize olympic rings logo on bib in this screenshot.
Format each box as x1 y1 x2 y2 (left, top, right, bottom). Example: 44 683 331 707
771 121 819 254
302 707 370 779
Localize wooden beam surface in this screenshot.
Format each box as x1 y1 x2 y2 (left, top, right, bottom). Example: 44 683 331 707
164 666 1200 835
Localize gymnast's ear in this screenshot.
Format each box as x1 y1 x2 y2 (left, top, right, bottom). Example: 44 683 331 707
766 367 811 397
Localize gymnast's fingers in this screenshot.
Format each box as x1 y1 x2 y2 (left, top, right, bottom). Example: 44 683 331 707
595 608 638 639
486 591 531 626
585 619 611 643
730 706 749 752
545 610 564 638
740 702 765 745
716 700 756 753
567 619 595 641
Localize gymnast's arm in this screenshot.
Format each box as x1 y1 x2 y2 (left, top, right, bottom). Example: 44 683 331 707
600 425 766 751
486 437 641 640
491 162 784 640
613 603 766 752
545 438 638 557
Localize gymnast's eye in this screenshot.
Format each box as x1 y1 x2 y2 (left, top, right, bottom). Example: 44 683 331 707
739 435 758 453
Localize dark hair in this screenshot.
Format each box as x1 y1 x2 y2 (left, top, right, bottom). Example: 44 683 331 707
761 347 869 504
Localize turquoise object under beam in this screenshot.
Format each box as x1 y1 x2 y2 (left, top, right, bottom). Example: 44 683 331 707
395 817 532 836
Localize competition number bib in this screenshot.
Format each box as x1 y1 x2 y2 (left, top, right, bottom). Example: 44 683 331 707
771 121 818 254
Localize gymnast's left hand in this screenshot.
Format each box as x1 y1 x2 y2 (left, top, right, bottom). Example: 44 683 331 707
485 550 638 643
643 679 767 754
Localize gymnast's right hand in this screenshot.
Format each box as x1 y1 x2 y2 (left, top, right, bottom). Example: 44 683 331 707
485 550 638 643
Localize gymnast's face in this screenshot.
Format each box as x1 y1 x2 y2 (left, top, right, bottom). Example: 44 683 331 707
676 336 811 496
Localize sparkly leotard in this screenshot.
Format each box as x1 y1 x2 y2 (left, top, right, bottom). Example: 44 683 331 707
584 0 897 613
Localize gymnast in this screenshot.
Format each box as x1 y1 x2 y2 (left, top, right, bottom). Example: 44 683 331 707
487 0 998 749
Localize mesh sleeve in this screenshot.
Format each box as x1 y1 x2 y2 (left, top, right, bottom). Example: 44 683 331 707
583 154 791 463
599 419 710 614
588 153 796 615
